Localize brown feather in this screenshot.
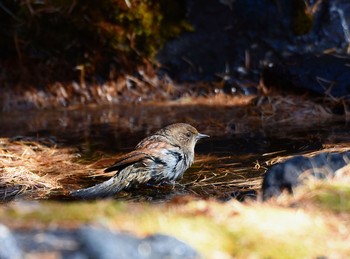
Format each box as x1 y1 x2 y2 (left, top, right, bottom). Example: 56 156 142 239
104 151 149 173
104 140 176 173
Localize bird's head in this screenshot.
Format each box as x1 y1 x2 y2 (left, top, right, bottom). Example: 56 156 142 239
163 123 209 152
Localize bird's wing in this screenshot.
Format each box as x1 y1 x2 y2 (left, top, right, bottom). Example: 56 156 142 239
104 150 149 173
104 140 176 173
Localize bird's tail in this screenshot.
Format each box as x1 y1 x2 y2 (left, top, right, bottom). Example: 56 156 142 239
70 176 126 199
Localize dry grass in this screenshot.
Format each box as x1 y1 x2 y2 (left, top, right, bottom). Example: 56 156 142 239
1 67 345 129
181 154 263 199
0 137 86 200
265 145 350 166
254 95 339 126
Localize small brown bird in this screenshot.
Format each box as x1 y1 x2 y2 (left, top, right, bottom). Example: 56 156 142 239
71 123 209 199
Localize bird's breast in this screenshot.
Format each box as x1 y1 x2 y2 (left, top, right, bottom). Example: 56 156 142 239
146 147 193 181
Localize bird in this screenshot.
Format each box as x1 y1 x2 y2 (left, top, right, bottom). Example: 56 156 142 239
71 123 209 199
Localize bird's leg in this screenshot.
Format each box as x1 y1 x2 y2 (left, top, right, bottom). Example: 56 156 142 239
160 179 176 187
146 179 176 189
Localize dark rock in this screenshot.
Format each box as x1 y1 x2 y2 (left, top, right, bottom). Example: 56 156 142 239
262 151 350 200
0 224 22 259
262 156 312 200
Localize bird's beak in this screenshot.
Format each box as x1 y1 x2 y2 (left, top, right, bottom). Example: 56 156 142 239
196 133 210 140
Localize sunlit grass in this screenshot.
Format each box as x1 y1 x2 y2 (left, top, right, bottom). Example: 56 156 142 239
228 206 327 258
1 197 349 258
305 182 350 213
0 137 88 199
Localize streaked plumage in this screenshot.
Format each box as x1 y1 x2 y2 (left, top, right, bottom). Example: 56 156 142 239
71 123 209 199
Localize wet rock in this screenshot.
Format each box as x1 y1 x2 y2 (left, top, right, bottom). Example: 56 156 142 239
0 224 22 259
262 151 350 200
78 226 200 259
262 156 312 200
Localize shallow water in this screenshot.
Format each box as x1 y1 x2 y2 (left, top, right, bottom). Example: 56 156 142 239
1 104 350 201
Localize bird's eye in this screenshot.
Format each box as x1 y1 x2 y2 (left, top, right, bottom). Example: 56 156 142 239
185 132 191 138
